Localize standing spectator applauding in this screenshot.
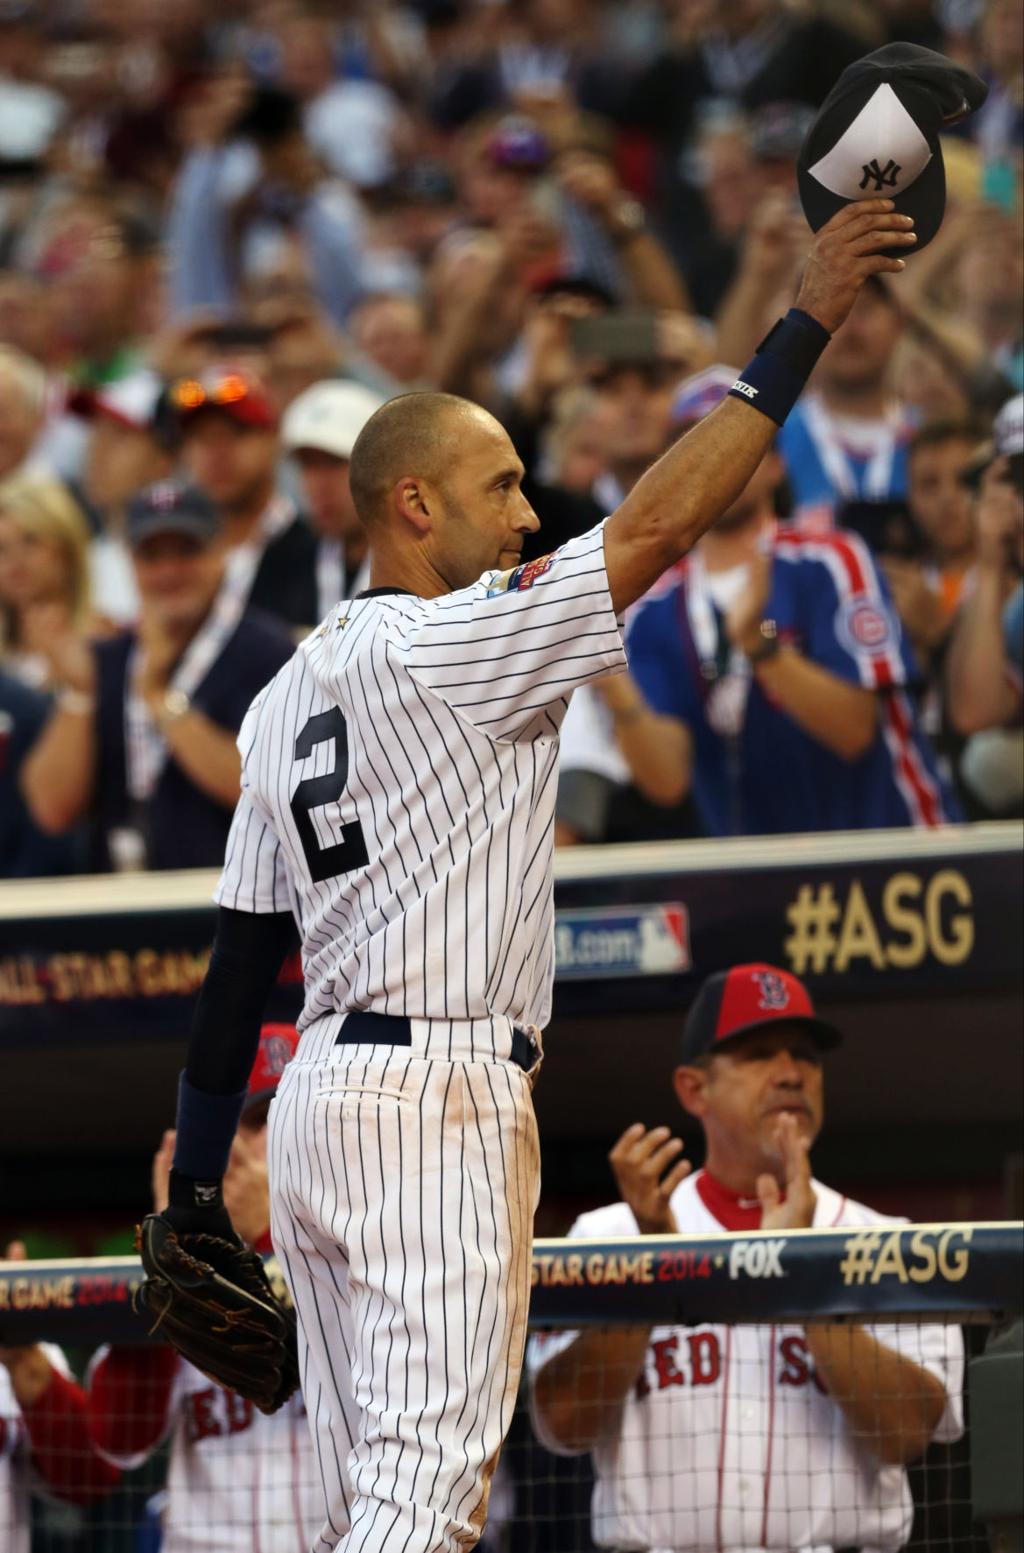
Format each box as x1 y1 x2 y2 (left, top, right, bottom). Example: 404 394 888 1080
606 366 957 834
20 481 292 871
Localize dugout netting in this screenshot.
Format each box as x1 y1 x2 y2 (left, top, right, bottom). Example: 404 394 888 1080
0 1223 1020 1553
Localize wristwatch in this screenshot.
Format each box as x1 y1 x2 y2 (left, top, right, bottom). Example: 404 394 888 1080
746 619 781 665
608 198 646 246
161 688 191 724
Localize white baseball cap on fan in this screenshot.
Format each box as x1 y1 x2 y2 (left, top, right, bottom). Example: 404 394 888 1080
282 380 385 462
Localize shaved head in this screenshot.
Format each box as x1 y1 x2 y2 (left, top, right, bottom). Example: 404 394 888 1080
349 391 479 528
348 389 540 594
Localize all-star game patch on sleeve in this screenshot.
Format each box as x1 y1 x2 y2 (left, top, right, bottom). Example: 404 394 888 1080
380 520 626 741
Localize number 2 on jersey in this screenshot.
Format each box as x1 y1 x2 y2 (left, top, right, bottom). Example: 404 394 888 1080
291 709 369 882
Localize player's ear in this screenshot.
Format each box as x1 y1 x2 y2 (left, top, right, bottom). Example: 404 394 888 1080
673 1063 709 1122
394 477 433 533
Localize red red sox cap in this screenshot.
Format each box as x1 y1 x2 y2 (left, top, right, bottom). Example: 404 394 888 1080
243 1023 300 1114
680 963 842 1065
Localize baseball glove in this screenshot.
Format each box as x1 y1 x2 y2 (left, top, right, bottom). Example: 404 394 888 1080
135 1214 300 1414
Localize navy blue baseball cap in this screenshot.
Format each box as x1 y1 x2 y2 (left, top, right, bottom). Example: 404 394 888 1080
680 963 842 1065
126 480 220 550
798 43 987 253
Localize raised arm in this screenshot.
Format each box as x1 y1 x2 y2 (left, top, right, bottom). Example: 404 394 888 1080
603 201 918 613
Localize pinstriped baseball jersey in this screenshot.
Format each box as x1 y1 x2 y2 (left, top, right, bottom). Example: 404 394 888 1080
214 520 625 1053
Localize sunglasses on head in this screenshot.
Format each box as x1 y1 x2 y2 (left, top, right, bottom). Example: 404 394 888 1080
169 374 255 412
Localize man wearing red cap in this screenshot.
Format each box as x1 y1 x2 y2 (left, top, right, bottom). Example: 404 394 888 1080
87 1025 325 1553
170 366 319 634
530 963 963 1553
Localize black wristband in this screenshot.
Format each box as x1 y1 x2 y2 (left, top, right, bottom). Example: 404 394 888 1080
756 308 831 375
166 1168 236 1240
168 1166 224 1213
728 308 832 427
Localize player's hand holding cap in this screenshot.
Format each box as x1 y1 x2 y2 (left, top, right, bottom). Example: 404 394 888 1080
798 42 988 252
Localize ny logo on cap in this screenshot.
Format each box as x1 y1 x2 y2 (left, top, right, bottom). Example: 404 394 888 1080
752 970 790 1011
859 158 901 191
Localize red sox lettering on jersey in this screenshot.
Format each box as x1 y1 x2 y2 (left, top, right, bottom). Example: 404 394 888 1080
90 1352 322 1553
216 522 626 1553
529 1172 964 1553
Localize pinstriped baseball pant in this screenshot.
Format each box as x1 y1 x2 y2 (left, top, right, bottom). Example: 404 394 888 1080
267 1053 541 1553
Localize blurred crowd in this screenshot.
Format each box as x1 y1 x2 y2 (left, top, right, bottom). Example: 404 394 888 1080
0 0 1021 877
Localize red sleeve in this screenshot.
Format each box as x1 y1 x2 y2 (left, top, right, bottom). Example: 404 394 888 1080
19 1368 122 1505
87 1345 179 1459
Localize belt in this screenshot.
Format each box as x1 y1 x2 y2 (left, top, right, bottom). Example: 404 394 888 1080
335 1011 539 1073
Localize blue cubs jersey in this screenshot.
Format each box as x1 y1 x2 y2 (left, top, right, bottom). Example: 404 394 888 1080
626 531 960 836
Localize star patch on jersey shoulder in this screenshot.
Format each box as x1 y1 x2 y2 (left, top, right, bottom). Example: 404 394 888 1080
485 553 554 597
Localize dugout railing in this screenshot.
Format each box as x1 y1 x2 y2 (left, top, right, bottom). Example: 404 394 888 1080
1 1222 1021 1552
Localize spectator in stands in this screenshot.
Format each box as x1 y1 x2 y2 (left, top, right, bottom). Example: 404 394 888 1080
537 385 614 496
281 379 384 615
21 195 160 392
20 480 292 872
620 0 865 286
0 475 93 694
602 366 958 835
887 420 981 668
170 364 319 634
87 1024 326 1553
0 348 46 483
0 672 80 877
68 369 175 627
1 1240 120 1549
167 75 368 329
347 293 433 391
778 277 915 530
529 961 964 1553
276 10 405 192
947 395 1024 813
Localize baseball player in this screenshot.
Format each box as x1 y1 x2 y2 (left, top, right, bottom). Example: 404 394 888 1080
529 963 964 1553
89 1025 324 1552
160 200 919 1553
1 1242 121 1553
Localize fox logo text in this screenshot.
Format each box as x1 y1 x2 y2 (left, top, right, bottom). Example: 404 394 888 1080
729 1238 786 1279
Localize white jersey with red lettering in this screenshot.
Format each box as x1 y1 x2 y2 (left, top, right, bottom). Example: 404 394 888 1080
214 523 626 1553
0 1347 72 1553
92 1352 324 1553
528 1172 964 1553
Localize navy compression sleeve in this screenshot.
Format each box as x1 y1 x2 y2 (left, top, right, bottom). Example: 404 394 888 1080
172 906 297 1182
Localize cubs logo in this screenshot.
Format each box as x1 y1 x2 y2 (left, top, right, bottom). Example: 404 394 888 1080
752 969 789 1011
838 598 893 654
